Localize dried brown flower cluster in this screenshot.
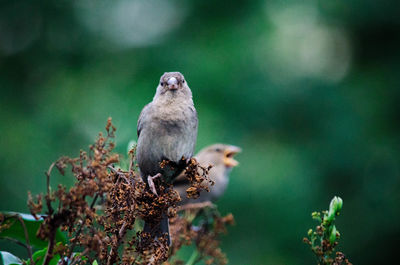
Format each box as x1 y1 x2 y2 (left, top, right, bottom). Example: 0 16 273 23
183 158 214 199
332 252 352 265
168 208 234 265
22 118 232 265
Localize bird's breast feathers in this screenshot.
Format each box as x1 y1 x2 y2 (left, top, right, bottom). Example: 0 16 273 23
137 101 197 164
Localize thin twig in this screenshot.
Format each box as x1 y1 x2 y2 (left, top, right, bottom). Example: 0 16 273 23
69 248 89 265
0 236 30 251
128 156 134 174
42 162 58 265
107 165 130 183
64 194 99 265
177 201 214 212
128 147 136 175
46 162 56 196
10 215 34 265
63 222 83 265
90 193 99 209
42 227 56 265
106 219 129 265
45 162 56 215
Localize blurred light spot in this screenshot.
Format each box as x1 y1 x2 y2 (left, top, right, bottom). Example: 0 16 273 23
75 0 185 49
258 1 351 84
0 2 42 55
268 2 318 33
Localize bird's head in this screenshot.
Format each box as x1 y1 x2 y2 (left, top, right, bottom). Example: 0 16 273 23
155 72 191 98
196 144 242 170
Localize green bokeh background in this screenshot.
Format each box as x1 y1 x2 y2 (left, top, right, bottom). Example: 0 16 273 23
1 0 399 264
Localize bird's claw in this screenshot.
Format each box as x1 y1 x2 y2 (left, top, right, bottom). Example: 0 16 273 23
147 173 162 196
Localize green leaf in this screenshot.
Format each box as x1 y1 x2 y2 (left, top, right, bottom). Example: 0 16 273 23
92 260 99 265
0 212 67 249
329 225 337 244
31 248 47 265
28 248 61 265
0 251 22 265
26 247 61 265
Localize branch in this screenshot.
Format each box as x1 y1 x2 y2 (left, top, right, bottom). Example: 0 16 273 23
42 226 56 265
69 248 89 265
64 194 99 265
11 215 34 265
42 162 57 265
107 165 130 183
46 162 56 195
0 236 34 262
106 219 129 265
178 201 214 212
45 162 56 215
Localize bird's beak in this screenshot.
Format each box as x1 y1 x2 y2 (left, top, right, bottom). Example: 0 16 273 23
223 146 242 168
167 77 179 90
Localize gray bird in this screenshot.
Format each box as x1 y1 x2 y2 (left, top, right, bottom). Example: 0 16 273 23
174 144 241 205
136 72 198 245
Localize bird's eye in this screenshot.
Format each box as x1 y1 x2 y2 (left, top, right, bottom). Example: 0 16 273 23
215 148 221 152
182 79 185 83
160 82 164 86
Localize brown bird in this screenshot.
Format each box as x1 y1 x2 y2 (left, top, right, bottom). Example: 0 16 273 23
174 144 241 205
136 72 198 245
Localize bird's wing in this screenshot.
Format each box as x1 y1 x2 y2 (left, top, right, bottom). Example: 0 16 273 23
137 103 151 138
183 105 198 159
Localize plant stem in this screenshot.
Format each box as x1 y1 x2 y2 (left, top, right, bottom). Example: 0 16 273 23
186 249 200 265
43 227 56 265
13 215 34 265
178 201 213 212
0 236 33 264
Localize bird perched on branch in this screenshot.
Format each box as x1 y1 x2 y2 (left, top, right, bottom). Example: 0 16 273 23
174 144 241 205
136 72 198 245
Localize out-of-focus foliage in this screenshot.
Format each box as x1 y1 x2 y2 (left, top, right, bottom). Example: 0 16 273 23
0 0 399 264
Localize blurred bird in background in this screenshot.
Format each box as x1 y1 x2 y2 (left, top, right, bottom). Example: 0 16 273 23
174 144 241 206
136 72 198 245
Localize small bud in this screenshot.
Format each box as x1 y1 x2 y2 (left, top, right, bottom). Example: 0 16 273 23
325 196 343 224
329 196 343 215
311 211 318 217
335 197 343 213
329 225 337 244
308 229 313 236
312 211 322 222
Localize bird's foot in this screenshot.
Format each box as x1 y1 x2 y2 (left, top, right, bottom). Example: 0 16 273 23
147 173 162 196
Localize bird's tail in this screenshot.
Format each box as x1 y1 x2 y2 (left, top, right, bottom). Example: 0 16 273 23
143 212 171 246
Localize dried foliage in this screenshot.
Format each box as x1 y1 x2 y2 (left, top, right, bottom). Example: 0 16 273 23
183 158 214 200
332 252 352 265
11 118 233 265
169 207 234 265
